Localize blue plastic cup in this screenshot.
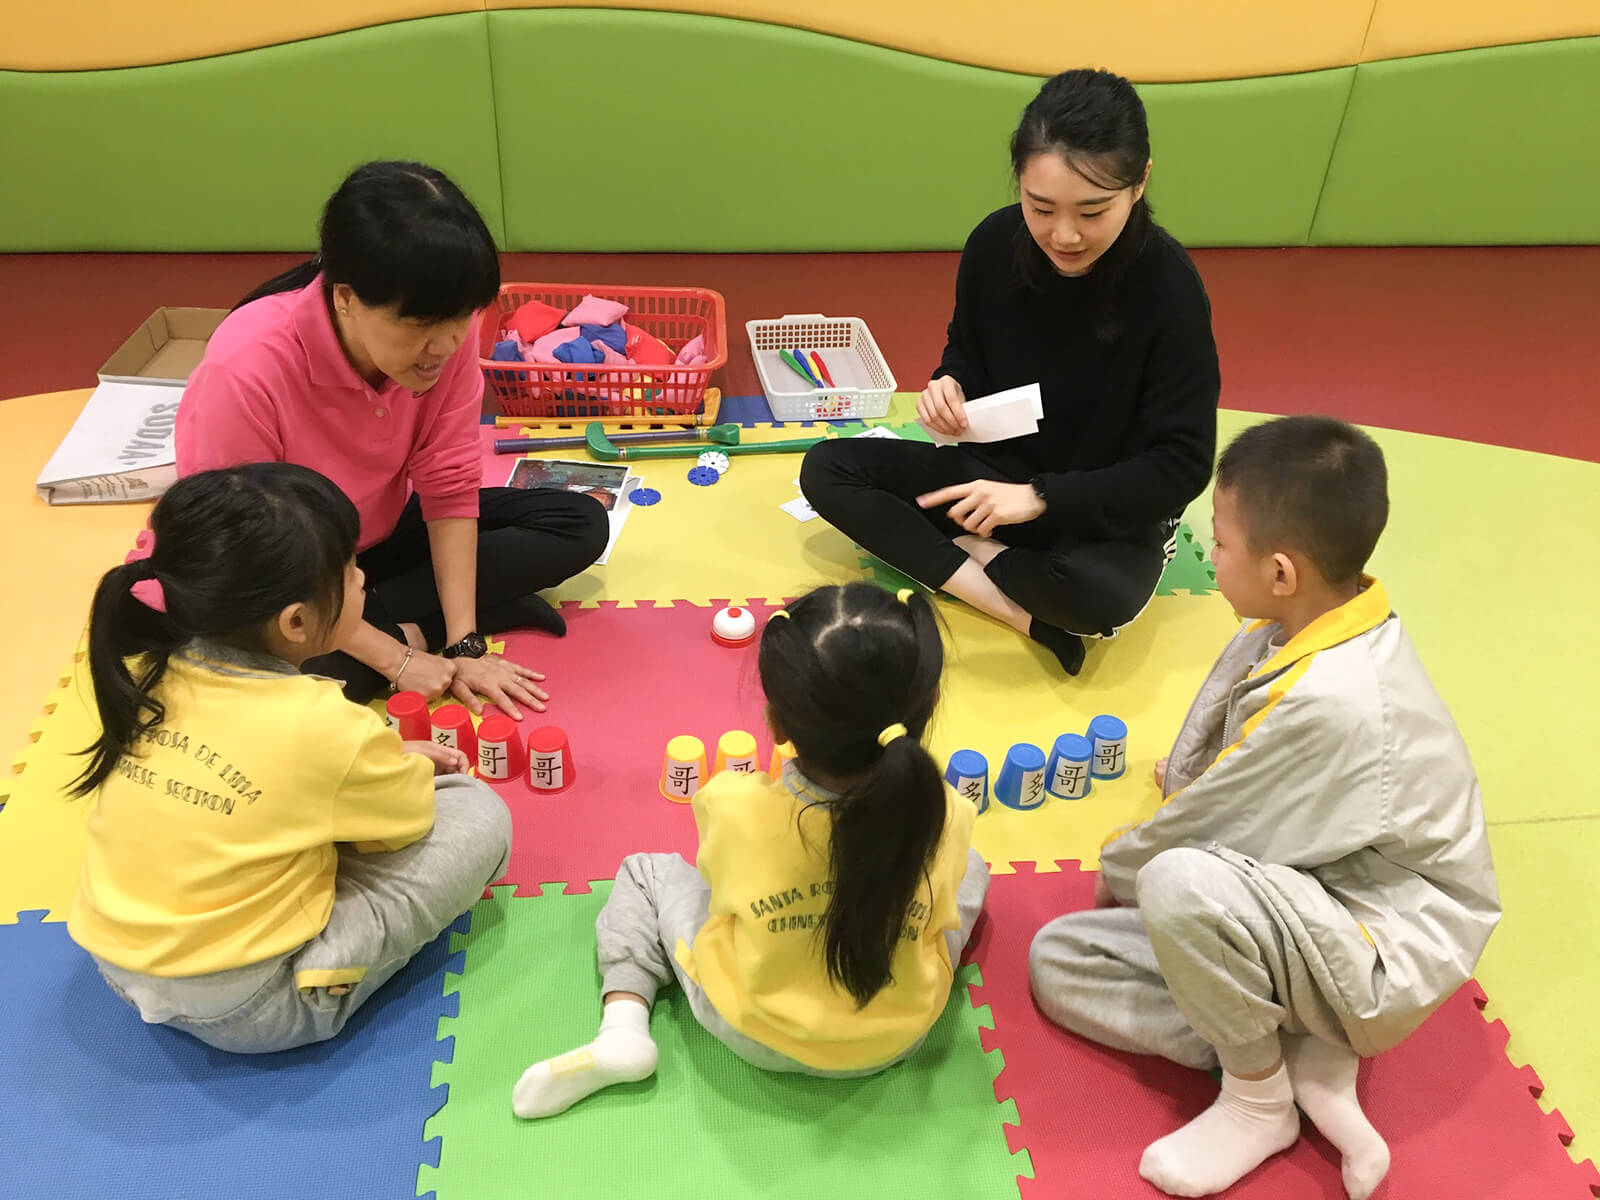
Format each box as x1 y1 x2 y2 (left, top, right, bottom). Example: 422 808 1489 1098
1088 714 1128 780
944 749 989 814
995 743 1048 810
1045 732 1094 800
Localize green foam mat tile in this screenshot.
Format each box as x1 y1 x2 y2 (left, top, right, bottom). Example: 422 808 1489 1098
420 884 1029 1200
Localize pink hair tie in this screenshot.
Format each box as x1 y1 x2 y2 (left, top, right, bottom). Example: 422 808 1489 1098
124 529 166 610
124 529 155 564
130 577 168 613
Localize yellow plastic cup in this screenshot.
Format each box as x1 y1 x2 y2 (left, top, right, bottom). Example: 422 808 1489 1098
659 735 708 803
769 739 797 778
713 729 759 775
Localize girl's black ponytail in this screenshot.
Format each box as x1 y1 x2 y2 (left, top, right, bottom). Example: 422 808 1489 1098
759 584 948 1007
72 560 185 796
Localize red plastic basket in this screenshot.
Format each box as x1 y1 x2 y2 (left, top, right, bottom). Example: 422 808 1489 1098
480 282 727 419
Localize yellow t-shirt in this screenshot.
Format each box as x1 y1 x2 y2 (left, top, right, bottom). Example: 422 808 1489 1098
677 768 978 1071
67 650 435 977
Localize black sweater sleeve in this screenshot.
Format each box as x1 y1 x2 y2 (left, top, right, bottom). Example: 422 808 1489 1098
930 225 994 398
1034 274 1220 537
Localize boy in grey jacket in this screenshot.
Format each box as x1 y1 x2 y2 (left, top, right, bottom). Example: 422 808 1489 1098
1029 416 1499 1199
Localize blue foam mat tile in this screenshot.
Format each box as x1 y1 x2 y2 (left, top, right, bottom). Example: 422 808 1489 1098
0 909 467 1200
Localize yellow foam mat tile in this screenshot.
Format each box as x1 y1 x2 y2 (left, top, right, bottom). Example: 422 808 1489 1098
547 423 877 611
924 594 1239 873
0 391 154 760
0 652 99 922
1476 818 1600 1169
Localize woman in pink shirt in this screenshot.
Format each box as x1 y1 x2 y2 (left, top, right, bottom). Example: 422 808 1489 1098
177 162 608 718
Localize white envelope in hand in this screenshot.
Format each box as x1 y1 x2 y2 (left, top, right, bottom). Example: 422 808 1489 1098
922 382 1043 446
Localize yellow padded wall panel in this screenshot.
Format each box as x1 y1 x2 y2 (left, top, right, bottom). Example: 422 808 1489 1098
1 0 481 72
5 0 1378 79
490 0 1377 81
1363 0 1600 62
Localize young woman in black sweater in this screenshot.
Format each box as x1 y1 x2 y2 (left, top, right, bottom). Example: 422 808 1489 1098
800 69 1220 675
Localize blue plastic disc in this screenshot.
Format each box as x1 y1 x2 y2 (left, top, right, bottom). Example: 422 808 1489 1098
687 466 721 487
628 487 661 506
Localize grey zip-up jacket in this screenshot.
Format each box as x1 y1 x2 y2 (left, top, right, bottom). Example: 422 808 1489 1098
1100 578 1500 1054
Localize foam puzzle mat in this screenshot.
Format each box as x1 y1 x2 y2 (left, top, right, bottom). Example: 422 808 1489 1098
970 866 1600 1199
421 883 1028 1200
1 407 1597 1197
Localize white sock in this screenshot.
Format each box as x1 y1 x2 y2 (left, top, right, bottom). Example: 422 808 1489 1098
1283 1035 1390 1200
511 998 659 1119
1139 1064 1299 1197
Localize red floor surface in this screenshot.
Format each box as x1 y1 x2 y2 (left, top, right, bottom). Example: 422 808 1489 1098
968 864 1600 1200
2 247 1596 462
485 601 781 894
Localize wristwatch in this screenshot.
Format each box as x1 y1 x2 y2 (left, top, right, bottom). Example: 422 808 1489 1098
1028 476 1049 505
442 632 489 660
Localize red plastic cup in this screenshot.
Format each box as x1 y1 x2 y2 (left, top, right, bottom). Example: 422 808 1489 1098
385 690 430 741
430 704 478 764
476 715 523 782
525 725 574 792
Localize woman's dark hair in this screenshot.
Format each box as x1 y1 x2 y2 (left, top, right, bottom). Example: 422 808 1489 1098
72 464 361 798
236 161 499 321
1010 68 1153 340
758 583 947 1007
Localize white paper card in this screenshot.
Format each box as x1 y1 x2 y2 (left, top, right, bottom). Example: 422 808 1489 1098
923 382 1043 446
781 496 820 522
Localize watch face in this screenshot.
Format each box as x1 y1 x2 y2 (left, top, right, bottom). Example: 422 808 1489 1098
448 633 488 659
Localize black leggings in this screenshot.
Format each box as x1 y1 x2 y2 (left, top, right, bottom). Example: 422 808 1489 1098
800 438 1172 636
306 486 609 701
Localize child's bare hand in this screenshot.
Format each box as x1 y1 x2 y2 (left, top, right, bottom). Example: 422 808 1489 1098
403 739 471 776
1153 756 1169 791
1092 873 1119 908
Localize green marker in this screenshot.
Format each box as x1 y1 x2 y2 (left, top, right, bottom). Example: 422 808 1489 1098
778 348 821 389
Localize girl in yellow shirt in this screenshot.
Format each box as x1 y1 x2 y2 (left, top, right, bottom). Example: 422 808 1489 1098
67 463 511 1053
514 582 989 1118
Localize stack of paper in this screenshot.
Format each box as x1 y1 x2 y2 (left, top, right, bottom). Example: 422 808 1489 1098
922 382 1043 446
35 381 181 505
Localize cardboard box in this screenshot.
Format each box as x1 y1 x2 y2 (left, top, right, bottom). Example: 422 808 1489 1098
98 306 227 387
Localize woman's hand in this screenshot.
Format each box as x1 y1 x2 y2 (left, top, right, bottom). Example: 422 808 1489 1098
917 480 1045 537
917 376 968 438
1092 873 1120 908
403 739 471 776
450 654 549 720
395 651 457 703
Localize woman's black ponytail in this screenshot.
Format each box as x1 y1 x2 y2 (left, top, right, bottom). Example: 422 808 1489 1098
71 463 361 798
758 583 948 1006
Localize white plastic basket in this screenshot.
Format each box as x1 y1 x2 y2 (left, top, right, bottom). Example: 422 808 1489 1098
746 314 897 421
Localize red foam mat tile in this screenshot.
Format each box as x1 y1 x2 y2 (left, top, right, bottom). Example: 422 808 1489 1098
484 600 779 895
968 864 1600 1199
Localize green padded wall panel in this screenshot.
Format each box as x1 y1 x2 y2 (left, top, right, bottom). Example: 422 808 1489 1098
488 9 1353 251
0 15 505 251
1313 37 1600 244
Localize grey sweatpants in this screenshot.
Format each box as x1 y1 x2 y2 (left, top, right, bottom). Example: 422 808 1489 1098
95 774 512 1054
1028 847 1360 1076
598 849 991 1076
